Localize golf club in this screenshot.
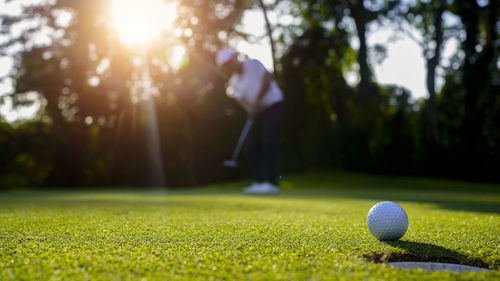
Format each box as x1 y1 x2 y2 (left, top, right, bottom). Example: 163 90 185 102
223 118 253 167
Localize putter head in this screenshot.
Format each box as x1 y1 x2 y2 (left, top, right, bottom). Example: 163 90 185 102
223 160 238 167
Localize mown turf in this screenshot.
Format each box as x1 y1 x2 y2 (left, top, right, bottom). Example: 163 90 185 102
0 172 499 280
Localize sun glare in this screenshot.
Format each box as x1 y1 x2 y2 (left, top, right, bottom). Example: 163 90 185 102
168 45 188 71
112 0 178 45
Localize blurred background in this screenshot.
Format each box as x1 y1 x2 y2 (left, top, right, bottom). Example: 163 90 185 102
0 0 498 189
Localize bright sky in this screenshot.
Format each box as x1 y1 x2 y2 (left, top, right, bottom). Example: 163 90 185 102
0 1 458 122
369 28 428 98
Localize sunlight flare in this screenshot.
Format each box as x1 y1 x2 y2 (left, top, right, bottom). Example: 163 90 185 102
166 45 188 71
112 0 178 45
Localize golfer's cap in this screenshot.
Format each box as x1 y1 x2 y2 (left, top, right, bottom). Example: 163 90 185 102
216 48 236 66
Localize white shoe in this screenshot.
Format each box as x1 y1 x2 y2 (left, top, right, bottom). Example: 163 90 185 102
243 182 260 193
243 182 280 194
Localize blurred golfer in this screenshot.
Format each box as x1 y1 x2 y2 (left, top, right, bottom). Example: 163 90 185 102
217 48 285 194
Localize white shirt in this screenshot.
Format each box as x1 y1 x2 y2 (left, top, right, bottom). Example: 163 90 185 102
226 59 283 111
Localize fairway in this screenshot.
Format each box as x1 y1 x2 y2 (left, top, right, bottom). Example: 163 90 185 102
1 173 499 280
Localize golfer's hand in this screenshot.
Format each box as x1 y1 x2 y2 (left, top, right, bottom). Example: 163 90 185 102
249 103 259 117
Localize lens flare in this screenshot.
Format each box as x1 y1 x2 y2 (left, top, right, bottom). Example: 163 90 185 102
112 0 178 44
166 45 189 71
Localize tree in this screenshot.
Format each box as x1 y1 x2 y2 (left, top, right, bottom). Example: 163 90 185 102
0 0 250 187
399 0 450 144
280 24 354 169
317 0 399 94
257 0 277 72
450 0 500 179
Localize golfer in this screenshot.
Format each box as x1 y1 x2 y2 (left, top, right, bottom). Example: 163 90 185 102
216 48 285 194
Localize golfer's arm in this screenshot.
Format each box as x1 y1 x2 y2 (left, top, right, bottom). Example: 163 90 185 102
239 99 254 113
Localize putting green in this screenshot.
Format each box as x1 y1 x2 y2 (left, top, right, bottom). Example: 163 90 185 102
1 172 499 280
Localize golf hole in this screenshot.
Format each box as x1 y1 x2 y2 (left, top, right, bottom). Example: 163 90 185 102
366 252 493 273
388 262 490 273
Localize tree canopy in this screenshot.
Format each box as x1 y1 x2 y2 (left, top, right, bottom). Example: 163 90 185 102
0 0 499 188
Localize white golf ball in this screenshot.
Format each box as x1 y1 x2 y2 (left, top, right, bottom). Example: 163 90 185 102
367 201 408 241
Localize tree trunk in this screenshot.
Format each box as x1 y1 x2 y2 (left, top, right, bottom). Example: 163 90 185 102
348 0 373 95
425 57 439 142
456 0 481 176
353 14 371 91
424 0 446 143
258 0 277 73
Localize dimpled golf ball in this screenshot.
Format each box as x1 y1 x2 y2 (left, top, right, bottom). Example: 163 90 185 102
367 201 408 241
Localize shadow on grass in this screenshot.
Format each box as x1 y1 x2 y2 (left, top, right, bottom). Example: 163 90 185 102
280 172 500 214
1 188 500 215
1 174 500 214
365 240 496 270
326 189 500 214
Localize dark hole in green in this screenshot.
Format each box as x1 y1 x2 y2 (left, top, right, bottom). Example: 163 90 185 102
364 241 495 270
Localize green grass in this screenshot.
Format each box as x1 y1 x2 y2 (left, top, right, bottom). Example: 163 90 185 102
1 172 499 280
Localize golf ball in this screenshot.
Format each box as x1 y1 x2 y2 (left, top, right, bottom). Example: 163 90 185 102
367 201 408 241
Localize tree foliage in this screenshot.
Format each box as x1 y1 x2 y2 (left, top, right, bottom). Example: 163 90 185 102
0 0 499 189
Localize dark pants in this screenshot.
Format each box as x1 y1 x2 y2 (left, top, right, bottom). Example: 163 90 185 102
247 101 285 185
